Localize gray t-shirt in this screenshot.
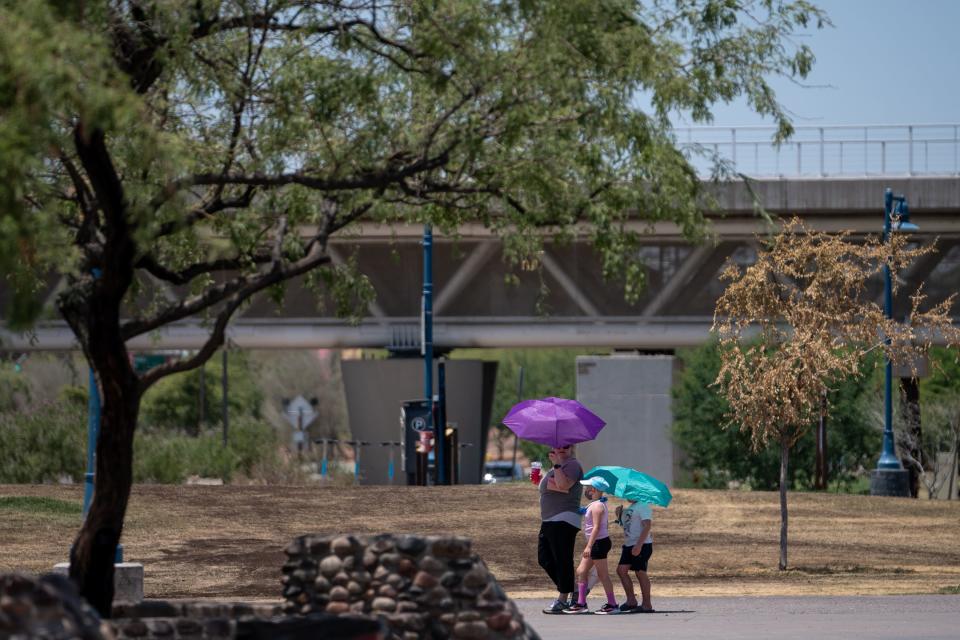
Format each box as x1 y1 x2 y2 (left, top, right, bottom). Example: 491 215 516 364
621 502 653 546
539 457 584 528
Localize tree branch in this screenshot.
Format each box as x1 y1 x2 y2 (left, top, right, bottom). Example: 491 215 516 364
327 201 374 236
109 2 166 93
73 126 125 234
152 186 256 238
192 15 362 39
123 215 322 340
136 248 333 390
192 14 424 60
72 123 136 300
165 149 450 199
135 252 273 285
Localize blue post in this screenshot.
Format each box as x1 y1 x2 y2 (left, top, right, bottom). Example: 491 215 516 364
878 188 902 470
82 367 100 518
422 224 435 477
423 225 433 401
871 187 917 498
83 268 102 520
437 359 446 485
320 439 329 477
877 189 903 469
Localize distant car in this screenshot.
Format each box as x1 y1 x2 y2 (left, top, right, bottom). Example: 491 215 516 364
483 460 524 484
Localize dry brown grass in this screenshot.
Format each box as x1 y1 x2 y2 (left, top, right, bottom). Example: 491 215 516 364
2 484 959 601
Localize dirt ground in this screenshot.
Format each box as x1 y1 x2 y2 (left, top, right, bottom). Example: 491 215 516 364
2 483 959 601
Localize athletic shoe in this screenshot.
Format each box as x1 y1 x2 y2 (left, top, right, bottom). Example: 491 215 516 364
619 602 639 613
542 599 568 614
564 603 589 614
596 603 619 615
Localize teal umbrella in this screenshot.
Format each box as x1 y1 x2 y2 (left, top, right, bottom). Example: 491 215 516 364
583 466 672 507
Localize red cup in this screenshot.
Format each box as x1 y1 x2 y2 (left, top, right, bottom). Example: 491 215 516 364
530 462 542 485
418 430 434 454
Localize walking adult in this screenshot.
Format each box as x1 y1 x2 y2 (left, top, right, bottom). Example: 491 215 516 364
537 444 584 614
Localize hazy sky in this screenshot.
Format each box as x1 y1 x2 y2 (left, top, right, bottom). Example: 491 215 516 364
695 0 960 127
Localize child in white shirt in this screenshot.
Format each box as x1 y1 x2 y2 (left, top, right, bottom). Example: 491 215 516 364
615 500 654 613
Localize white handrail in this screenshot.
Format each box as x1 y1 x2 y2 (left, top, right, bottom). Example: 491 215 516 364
675 124 960 178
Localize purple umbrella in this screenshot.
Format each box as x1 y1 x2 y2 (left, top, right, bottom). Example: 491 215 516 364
502 397 606 448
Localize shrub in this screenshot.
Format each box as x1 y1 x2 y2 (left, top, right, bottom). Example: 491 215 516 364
133 419 280 483
672 340 880 491
139 352 263 434
0 401 86 483
0 370 31 413
59 385 88 408
0 401 292 485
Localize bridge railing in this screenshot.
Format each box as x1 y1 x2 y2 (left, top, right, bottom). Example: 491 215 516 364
676 124 960 178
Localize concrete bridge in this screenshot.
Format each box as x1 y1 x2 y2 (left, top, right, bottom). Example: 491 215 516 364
3 125 960 352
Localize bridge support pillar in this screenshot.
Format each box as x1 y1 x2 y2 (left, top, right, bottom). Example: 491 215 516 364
574 354 680 486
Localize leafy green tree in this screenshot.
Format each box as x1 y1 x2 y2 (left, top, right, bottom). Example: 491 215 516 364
0 0 827 614
672 340 880 490
140 351 263 434
899 347 960 499
924 347 960 400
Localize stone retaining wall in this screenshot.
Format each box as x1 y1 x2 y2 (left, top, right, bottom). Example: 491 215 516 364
2 533 537 640
282 534 539 640
1 575 384 640
0 573 113 639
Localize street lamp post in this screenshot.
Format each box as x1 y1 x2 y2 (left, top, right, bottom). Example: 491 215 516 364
422 224 442 483
870 188 915 497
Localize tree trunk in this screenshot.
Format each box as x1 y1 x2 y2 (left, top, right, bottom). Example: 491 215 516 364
196 364 205 436
814 390 828 490
779 436 789 571
69 352 140 618
63 123 143 617
899 377 922 498
950 428 959 501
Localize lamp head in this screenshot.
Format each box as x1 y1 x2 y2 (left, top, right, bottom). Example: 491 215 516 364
890 196 919 232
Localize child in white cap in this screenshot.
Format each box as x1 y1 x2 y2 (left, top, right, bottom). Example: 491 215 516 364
565 476 619 614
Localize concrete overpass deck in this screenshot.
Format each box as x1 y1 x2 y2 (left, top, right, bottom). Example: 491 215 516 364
2 176 959 351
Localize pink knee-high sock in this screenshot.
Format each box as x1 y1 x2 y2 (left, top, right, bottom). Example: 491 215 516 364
606 588 617 606
577 582 587 605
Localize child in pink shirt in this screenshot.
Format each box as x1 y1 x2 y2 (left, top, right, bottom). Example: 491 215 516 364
565 476 618 614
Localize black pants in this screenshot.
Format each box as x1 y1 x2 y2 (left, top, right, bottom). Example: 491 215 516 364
538 521 579 595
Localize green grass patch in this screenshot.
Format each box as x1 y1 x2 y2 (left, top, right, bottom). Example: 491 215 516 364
0 496 82 516
938 585 960 594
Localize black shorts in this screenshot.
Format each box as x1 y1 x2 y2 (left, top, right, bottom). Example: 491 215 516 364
589 537 612 560
618 543 653 571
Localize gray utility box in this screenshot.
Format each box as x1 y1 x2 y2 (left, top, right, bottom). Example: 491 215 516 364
575 354 680 486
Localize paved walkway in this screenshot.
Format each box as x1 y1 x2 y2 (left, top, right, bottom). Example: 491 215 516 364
516 595 960 640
